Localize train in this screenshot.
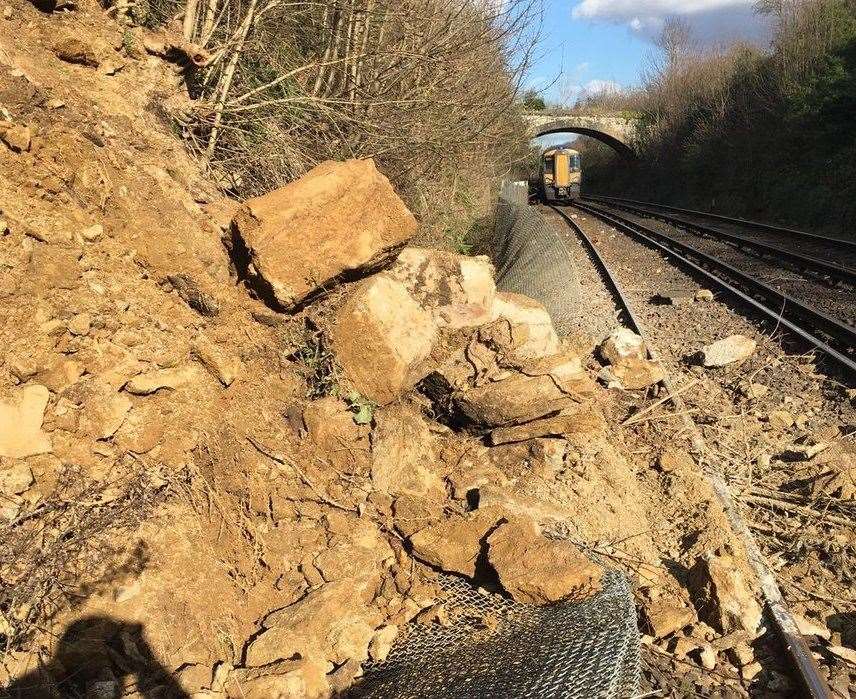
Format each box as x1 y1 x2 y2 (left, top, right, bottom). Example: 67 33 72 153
536 146 582 203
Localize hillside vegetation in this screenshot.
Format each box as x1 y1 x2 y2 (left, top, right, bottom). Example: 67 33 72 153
579 0 856 235
129 0 542 244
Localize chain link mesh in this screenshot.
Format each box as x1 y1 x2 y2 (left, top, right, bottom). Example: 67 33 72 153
473 182 582 336
351 185 640 698
352 570 639 699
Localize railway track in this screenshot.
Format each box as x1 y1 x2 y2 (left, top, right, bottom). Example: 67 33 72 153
571 198 856 379
586 194 856 266
546 203 833 699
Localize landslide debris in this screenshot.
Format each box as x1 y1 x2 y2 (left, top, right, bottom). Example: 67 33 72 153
0 5 776 696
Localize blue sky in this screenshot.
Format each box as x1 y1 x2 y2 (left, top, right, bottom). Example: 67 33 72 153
529 0 773 106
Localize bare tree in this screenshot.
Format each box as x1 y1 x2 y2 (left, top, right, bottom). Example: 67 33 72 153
152 0 544 208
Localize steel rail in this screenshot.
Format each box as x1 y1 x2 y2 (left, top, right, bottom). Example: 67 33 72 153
586 194 856 254
574 201 856 377
548 203 832 699
584 196 856 285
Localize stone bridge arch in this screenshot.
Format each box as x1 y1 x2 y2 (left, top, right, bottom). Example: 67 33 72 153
523 112 638 158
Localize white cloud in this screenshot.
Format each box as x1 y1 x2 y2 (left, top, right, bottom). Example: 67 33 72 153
571 0 772 46
584 78 621 94
560 78 622 105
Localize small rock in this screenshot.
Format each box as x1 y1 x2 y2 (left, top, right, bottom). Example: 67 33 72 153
598 357 664 390
599 327 646 364
697 643 717 670
695 289 714 302
489 292 560 359
53 37 100 67
0 219 8 235
167 274 220 317
454 352 595 427
0 385 52 458
792 613 831 640
489 408 604 445
0 122 32 153
113 404 165 454
260 575 380 666
228 658 330 699
712 631 748 653
98 59 124 76
176 664 212 694
663 291 695 306
688 552 762 635
38 358 85 393
45 98 65 110
368 625 398 662
739 382 768 399
124 366 201 395
658 448 695 473
409 507 507 578
2 6 11 18
84 389 132 439
767 410 794 429
371 406 444 498
783 441 828 462
827 645 856 664
0 463 34 495
487 518 602 604
67 312 92 336
81 224 103 241
643 601 695 639
667 636 699 659
741 660 762 681
8 356 38 382
192 337 241 387
112 578 141 603
392 495 443 538
701 335 756 367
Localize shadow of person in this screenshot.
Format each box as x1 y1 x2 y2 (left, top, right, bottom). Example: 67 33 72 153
1 615 190 699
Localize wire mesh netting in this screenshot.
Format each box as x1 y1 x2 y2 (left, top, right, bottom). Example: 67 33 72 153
351 185 640 698
352 570 640 699
476 182 582 336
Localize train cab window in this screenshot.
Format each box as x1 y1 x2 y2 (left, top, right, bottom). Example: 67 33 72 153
544 156 555 175
570 154 581 171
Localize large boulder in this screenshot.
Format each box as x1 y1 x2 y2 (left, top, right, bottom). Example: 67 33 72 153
232 159 416 310
332 276 437 405
387 248 496 329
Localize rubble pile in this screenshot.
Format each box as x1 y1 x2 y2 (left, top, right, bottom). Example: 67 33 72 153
0 5 792 696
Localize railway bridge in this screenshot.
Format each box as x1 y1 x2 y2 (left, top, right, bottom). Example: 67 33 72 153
523 111 639 158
